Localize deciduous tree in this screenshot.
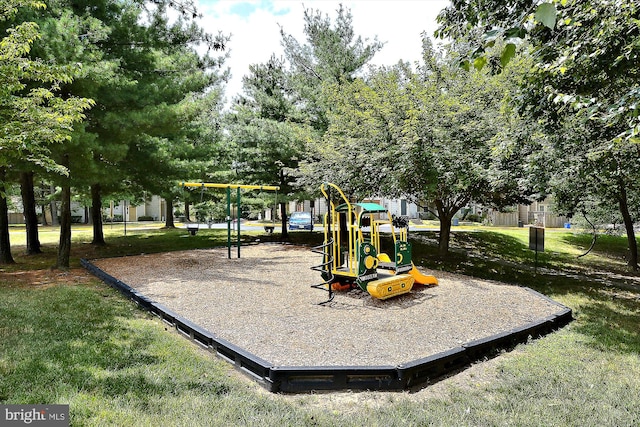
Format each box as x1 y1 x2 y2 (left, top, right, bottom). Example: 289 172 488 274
317 39 526 256
437 0 640 268
0 0 91 264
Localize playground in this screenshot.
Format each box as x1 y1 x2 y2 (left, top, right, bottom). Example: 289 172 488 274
89 243 569 389
80 182 573 392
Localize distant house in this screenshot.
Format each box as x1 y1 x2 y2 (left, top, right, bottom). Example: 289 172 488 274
7 195 86 224
6 193 168 225
517 198 568 228
105 195 166 222
289 194 569 229
289 196 420 223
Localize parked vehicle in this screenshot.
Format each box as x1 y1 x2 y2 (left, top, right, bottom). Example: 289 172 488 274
288 211 314 231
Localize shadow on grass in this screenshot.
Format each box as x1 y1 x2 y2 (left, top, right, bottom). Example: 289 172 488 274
3 228 256 272
411 231 544 273
574 297 640 354
410 231 640 356
85 228 237 259
0 284 231 405
560 232 640 270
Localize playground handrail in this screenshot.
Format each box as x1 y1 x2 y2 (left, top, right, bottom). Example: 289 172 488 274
320 183 358 276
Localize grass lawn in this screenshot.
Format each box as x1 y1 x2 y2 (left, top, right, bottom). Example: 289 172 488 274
1 224 639 426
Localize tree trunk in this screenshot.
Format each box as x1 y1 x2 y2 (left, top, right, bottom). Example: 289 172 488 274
164 198 175 228
56 156 71 269
0 168 15 264
40 203 48 226
19 171 42 254
49 184 59 226
91 183 105 245
280 201 288 238
438 214 453 257
184 200 191 222
435 200 455 257
618 187 638 270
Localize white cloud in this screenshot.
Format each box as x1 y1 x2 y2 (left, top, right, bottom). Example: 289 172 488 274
196 0 449 102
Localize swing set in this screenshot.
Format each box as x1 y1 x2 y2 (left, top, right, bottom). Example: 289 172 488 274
180 182 280 259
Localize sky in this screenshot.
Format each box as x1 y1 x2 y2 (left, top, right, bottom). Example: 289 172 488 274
194 0 450 101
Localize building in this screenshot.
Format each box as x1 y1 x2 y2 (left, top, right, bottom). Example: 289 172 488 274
6 195 87 224
290 195 569 228
289 196 419 223
517 198 568 228
105 195 166 222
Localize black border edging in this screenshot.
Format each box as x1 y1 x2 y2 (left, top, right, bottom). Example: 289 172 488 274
269 365 402 392
81 258 275 389
81 259 573 393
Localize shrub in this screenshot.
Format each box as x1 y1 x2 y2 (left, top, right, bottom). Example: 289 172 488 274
60 216 84 223
419 211 437 220
466 213 482 223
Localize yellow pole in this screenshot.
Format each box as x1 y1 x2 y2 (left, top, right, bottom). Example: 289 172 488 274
180 182 280 191
320 183 356 275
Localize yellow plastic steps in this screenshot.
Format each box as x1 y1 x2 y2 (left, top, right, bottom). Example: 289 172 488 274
366 274 414 300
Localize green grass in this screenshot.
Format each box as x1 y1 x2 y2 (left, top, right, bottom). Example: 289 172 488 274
0 283 313 426
1 225 640 426
2 223 257 272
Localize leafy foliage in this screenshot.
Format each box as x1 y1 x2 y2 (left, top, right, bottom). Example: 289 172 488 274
0 0 93 176
436 0 640 142
228 5 383 233
280 4 383 133
437 0 640 268
312 38 527 255
0 0 229 265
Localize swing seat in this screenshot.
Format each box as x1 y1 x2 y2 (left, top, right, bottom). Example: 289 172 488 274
187 224 199 235
264 226 274 233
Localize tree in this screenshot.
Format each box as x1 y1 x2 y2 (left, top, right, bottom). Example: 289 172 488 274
90 1 228 236
305 61 416 198
0 0 91 172
437 0 640 269
20 171 41 254
0 169 14 264
0 0 92 264
228 56 312 236
229 4 384 235
56 155 72 268
281 4 383 133
121 85 230 230
437 0 639 138
543 114 640 269
22 0 227 265
316 38 526 256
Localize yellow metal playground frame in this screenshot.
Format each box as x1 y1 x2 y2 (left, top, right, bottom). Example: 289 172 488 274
317 183 437 301
180 182 279 258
